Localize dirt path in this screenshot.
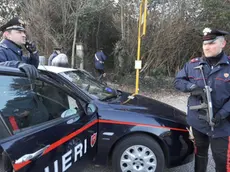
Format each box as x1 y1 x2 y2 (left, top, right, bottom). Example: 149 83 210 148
141 90 189 112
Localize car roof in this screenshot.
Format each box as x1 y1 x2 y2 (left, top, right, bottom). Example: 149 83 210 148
38 65 77 74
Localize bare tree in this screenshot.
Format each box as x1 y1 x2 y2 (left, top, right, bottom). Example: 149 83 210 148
0 0 20 24
12 0 230 77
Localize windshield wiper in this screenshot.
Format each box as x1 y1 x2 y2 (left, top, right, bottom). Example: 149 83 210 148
101 94 118 101
100 90 122 102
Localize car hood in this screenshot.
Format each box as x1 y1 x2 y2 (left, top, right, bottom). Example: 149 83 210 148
108 92 187 125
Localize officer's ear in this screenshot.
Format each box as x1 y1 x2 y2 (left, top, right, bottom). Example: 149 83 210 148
219 37 227 48
2 31 11 39
222 40 226 49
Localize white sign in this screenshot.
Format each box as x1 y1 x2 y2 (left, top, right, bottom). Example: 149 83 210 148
135 60 142 69
76 45 83 50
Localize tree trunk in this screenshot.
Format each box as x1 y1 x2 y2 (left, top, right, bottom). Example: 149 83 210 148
96 14 101 49
120 0 125 40
71 15 79 68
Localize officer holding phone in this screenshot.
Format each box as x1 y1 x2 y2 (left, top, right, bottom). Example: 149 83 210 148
0 17 39 79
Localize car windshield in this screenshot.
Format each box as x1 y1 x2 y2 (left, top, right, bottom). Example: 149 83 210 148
61 70 117 100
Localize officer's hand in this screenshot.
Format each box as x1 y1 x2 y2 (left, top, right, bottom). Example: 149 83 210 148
18 63 39 79
211 113 222 127
188 84 198 91
191 87 204 96
189 84 204 96
25 41 37 53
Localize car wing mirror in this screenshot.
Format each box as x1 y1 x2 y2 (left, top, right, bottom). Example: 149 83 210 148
61 108 77 118
86 103 97 116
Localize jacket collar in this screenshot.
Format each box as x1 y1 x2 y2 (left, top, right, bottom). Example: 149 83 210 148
200 53 230 66
1 39 23 56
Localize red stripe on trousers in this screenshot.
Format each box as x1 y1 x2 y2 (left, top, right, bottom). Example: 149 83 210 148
227 136 230 172
194 140 197 155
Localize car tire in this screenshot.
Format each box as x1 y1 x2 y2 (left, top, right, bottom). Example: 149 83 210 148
112 134 165 172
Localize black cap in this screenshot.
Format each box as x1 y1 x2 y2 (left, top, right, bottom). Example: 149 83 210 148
0 17 26 32
202 28 229 43
98 47 103 51
54 47 62 50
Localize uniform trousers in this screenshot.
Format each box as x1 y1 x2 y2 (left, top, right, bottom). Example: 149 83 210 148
193 128 230 172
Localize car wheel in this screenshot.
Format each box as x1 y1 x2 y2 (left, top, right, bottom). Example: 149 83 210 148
112 134 165 172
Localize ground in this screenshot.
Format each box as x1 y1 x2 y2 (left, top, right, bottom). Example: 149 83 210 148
83 87 216 172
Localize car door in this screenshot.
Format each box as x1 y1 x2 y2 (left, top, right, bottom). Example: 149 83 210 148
0 73 98 172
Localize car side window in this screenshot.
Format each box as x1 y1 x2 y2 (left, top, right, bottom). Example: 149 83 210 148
0 75 79 133
0 118 10 140
33 79 79 119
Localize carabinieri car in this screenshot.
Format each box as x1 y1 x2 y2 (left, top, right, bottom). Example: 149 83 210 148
0 65 194 172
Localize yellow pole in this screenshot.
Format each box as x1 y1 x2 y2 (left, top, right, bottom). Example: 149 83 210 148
143 0 147 36
135 3 143 94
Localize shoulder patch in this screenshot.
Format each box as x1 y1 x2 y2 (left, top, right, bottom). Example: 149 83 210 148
190 58 200 63
0 43 8 49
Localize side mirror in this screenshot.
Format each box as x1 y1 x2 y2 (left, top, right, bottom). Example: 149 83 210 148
61 108 77 118
86 103 97 115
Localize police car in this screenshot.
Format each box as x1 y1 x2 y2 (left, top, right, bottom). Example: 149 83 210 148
0 65 194 172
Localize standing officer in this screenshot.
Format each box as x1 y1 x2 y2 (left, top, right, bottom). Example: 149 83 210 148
0 17 39 79
174 28 230 172
94 48 107 81
48 47 61 65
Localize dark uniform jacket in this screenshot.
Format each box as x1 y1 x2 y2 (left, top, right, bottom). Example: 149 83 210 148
94 51 107 70
48 51 58 66
0 39 39 68
174 53 230 138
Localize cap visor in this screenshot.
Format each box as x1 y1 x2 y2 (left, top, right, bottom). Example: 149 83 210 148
17 28 25 31
5 26 25 31
203 38 217 44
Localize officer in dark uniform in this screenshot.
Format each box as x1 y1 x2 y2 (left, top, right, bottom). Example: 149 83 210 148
94 48 107 81
174 28 230 172
0 17 39 79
